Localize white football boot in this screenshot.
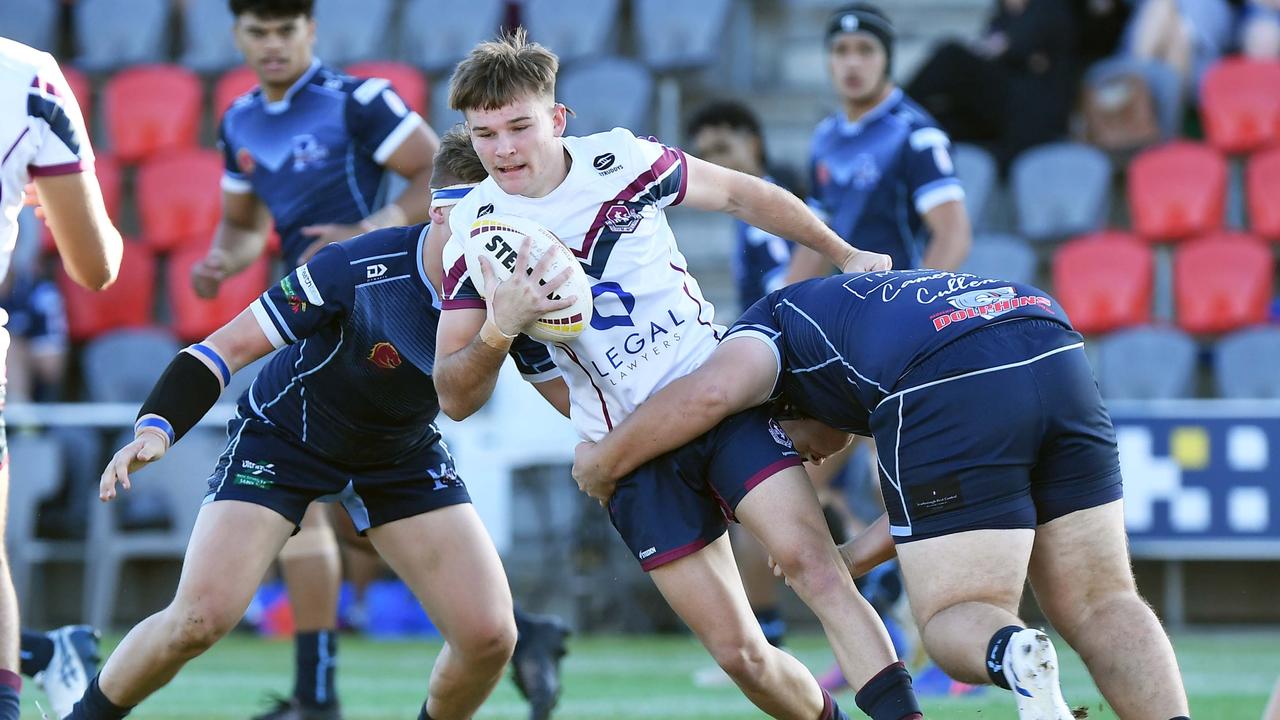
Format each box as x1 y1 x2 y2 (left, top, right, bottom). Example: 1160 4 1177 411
1002 628 1076 720
34 625 99 719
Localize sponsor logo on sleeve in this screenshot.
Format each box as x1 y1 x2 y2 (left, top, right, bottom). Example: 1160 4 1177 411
296 265 325 305
280 277 306 313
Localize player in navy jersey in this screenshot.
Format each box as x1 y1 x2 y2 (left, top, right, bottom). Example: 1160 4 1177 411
189 3 441 717
575 270 1193 720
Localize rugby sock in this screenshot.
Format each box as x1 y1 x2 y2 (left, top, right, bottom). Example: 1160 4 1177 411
755 607 787 648
1169 717 1191 719
293 630 337 708
853 661 923 720
0 670 18 720
417 707 435 720
19 630 54 677
984 625 1022 690
67 675 131 719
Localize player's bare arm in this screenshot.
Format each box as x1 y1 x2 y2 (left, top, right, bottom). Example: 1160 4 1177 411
194 189 272 298
30 171 122 290
782 244 833 285
680 153 892 273
434 239 575 419
299 122 440 261
571 337 778 501
919 199 972 271
532 378 571 418
102 308 274 500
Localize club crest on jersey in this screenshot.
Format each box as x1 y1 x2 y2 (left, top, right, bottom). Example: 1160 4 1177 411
932 287 1053 331
768 419 794 449
593 152 622 175
851 153 881 190
236 147 256 175
603 203 643 233
290 134 329 171
368 341 402 369
280 277 306 313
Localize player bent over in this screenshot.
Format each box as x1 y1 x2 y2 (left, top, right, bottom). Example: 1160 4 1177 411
67 219 569 719
575 270 1192 720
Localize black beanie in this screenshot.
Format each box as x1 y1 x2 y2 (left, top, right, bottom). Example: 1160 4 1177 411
825 3 895 76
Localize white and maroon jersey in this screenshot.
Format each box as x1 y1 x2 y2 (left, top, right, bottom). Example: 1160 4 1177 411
0 38 93 282
442 128 724 441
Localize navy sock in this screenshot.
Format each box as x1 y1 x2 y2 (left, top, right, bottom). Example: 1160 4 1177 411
417 706 434 720
755 607 787 648
293 630 337 708
66 674 131 719
985 625 1022 690
1169 717 1191 720
19 630 54 677
853 661 923 720
0 670 18 720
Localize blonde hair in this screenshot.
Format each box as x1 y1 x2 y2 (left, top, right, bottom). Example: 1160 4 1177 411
430 124 487 188
448 28 559 112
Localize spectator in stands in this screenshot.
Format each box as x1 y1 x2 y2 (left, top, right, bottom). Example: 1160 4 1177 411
1240 0 1280 58
0 266 68 403
906 0 1080 170
1073 0 1134 64
1124 0 1235 94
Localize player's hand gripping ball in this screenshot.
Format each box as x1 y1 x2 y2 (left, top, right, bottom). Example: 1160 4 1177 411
465 214 593 342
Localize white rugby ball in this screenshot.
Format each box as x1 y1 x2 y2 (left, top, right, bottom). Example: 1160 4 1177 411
464 213 593 342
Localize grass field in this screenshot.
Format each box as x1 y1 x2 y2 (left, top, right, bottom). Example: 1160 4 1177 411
25 630 1278 719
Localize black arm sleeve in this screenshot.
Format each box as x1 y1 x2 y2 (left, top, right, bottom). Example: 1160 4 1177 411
136 352 224 444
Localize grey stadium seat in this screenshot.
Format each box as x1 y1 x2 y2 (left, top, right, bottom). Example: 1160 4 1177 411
523 0 620 66
959 234 1036 284
82 329 181 403
558 58 653 137
1011 141 1112 242
1095 326 1197 400
401 0 505 74
1085 56 1184 141
952 143 997 231
632 0 732 72
314 0 393 66
75 0 169 72
1 0 60 52
7 433 75 616
180 0 240 72
1214 327 1280 399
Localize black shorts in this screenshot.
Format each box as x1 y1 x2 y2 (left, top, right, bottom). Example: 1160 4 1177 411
205 416 470 532
872 319 1123 543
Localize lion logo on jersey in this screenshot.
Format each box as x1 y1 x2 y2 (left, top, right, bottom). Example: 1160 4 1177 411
368 342 402 369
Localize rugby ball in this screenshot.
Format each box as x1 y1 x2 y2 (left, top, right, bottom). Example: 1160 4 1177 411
464 213 593 342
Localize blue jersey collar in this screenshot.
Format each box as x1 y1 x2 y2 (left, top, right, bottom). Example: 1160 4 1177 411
837 87 903 135
263 58 323 115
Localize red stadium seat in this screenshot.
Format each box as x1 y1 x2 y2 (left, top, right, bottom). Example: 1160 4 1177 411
103 64 202 164
1200 58 1280 154
61 65 92 128
214 65 259 123
1127 141 1226 242
1174 232 1273 334
1246 147 1280 241
1052 231 1153 334
168 246 270 342
136 149 224 253
40 153 123 253
58 241 156 342
345 61 428 116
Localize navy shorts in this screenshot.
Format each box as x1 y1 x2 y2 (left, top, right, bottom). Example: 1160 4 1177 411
205 416 470 533
606 405 803 571
871 319 1123 543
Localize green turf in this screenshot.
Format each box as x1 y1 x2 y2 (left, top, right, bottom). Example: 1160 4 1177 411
25 630 1277 719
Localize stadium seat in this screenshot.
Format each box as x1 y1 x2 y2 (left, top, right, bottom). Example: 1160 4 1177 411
1174 231 1273 334
40 153 122 254
524 0 620 65
1200 58 1280 154
74 0 169 72
180 0 240 72
136 149 224 253
0 0 59 52
1052 231 1153 334
401 0 505 74
81 329 181 402
214 65 259 122
168 246 270 342
558 58 654 137
346 61 428 116
1095 326 1197 399
314 0 393 65
1083 56 1183 142
958 234 1036 285
1246 147 1280 241
84 428 228 629
6 433 76 615
1215 327 1280 398
103 65 203 164
61 66 92 128
633 0 732 72
1010 142 1112 241
58 241 156 342
951 143 996 231
1127 141 1226 241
